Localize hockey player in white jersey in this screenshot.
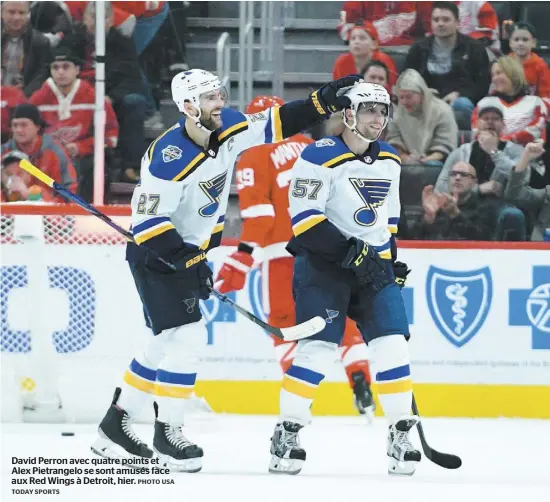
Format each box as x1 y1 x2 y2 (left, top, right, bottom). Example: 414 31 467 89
268 82 420 476
90 69 361 472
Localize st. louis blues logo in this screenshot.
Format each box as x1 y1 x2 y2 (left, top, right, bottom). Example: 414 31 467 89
426 266 492 348
349 178 391 226
199 171 228 217
325 309 339 324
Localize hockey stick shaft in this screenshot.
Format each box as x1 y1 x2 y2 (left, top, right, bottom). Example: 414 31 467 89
17 160 318 341
412 394 462 469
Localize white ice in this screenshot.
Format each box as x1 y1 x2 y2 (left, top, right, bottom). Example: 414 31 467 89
2 415 549 502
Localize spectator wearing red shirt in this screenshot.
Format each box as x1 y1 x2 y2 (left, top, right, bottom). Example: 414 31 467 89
333 21 398 87
1 103 77 202
337 2 421 46
508 22 550 111
29 47 119 202
1 80 26 143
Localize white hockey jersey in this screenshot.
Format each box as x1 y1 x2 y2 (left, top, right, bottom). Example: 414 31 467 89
130 107 283 256
289 136 401 259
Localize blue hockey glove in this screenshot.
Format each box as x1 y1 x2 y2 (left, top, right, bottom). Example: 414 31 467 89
393 261 411 289
341 237 391 292
309 75 363 116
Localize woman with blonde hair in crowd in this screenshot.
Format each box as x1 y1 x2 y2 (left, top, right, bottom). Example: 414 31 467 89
386 69 458 167
471 55 547 147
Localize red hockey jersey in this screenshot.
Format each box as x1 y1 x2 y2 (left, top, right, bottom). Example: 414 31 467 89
29 78 118 157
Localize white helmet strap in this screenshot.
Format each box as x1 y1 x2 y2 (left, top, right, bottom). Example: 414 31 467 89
182 101 212 133
343 103 388 143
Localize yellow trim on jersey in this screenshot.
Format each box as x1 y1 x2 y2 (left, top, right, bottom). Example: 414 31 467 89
218 120 248 142
123 371 155 394
322 152 355 168
379 152 401 164
272 106 283 142
293 214 327 236
148 125 178 162
134 222 175 244
199 223 224 250
375 379 412 395
282 376 318 399
378 249 392 259
172 152 206 181
154 383 194 398
388 224 398 234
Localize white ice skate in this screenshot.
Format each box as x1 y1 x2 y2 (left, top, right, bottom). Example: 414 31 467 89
268 421 306 475
387 415 421 476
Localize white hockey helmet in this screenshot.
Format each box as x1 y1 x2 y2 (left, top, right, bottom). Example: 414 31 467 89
171 69 224 130
340 82 393 142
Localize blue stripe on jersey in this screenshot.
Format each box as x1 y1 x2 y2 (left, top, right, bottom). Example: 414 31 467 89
291 208 324 226
388 217 399 226
286 365 325 385
156 370 197 386
217 215 225 223
129 359 157 382
265 108 273 144
376 364 411 382
133 216 171 235
373 240 391 252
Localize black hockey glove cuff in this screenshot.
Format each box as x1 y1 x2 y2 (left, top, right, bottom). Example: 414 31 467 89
308 75 362 116
393 261 411 289
341 237 391 292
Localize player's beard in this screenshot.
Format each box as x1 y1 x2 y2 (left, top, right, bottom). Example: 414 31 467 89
200 109 223 131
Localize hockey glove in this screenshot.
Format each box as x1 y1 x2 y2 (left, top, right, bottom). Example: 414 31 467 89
146 245 213 300
341 237 391 292
215 244 254 294
393 261 411 289
309 75 363 116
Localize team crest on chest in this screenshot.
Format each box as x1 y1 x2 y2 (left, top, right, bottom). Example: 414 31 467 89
199 171 228 217
162 145 183 163
349 178 391 226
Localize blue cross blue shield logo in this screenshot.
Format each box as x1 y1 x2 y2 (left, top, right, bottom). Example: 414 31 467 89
426 266 492 348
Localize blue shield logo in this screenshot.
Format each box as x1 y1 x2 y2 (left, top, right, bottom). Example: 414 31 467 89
426 266 492 348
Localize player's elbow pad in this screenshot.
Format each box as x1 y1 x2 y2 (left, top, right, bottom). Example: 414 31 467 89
286 219 349 263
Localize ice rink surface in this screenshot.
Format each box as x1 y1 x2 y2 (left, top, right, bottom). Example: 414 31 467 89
2 415 549 502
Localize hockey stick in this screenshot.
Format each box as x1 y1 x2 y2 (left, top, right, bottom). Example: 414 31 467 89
412 394 462 469
17 160 326 342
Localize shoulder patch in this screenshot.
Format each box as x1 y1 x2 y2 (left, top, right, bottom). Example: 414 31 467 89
315 138 335 147
161 145 183 163
301 136 355 168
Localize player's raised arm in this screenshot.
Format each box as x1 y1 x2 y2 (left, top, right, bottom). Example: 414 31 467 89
244 75 363 147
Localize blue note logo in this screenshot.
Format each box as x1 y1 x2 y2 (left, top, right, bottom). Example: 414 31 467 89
325 309 339 324
426 266 492 348
509 266 550 350
349 178 391 226
199 171 228 217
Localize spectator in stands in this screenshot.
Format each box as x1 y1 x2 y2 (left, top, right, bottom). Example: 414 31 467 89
113 1 169 132
333 21 398 87
412 161 526 241
435 97 527 195
505 140 549 241
472 56 548 147
417 1 500 52
507 22 550 108
404 1 491 125
29 46 119 202
64 1 136 37
1 72 26 143
61 1 147 182
386 69 458 167
0 103 77 202
363 60 389 88
1 1 52 96
337 2 422 46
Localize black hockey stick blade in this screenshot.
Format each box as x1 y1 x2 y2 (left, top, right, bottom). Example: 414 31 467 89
412 395 462 469
209 287 326 341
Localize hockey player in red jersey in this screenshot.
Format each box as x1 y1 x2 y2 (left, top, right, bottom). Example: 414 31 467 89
216 96 376 416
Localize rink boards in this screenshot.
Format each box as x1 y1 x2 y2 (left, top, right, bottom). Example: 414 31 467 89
2 241 550 421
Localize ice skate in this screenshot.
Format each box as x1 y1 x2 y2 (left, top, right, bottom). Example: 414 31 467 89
153 420 203 473
91 388 153 461
351 371 376 421
269 421 306 475
387 415 421 476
